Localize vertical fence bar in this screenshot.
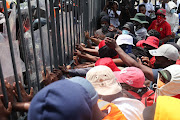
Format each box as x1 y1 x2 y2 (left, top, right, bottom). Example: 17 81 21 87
45 0 53 72
36 0 46 74
64 0 70 63
83 0 89 44
60 0 66 64
72 0 76 50
49 0 58 69
16 0 31 93
27 0 40 90
0 61 8 108
3 0 22 101
77 0 81 44
68 0 73 58
55 7 63 65
75 0 78 44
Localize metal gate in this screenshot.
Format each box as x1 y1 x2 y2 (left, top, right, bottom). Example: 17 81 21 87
0 0 104 119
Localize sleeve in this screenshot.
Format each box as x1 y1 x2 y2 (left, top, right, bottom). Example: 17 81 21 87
68 67 93 77
172 15 179 33
148 20 155 31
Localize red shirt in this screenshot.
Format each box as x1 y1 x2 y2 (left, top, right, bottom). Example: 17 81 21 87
148 20 171 40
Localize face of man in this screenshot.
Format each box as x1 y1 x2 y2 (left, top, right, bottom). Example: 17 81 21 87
143 0 148 3
139 6 146 15
113 3 118 10
155 56 174 68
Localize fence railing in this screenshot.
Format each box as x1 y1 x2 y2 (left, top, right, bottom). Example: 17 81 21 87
0 0 104 119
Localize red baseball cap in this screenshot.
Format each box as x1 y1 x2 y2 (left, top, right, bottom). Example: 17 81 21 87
114 67 145 88
143 36 159 49
156 8 166 16
95 58 120 72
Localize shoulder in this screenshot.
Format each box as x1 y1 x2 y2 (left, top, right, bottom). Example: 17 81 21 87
164 21 171 27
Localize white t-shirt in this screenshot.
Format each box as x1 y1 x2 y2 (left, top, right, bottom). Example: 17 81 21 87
108 9 121 28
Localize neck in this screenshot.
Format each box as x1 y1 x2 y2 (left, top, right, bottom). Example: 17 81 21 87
92 104 107 120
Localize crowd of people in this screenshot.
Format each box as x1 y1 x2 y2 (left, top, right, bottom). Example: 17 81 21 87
1 0 180 120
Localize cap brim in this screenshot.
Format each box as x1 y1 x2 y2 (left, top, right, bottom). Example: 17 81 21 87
130 18 149 24
95 81 122 96
149 49 163 57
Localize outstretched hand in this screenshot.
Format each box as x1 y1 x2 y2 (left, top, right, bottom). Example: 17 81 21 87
53 69 63 79
105 37 118 49
13 81 33 102
42 70 59 86
84 31 90 39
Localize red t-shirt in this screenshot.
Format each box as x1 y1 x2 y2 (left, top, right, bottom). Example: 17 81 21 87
148 20 171 40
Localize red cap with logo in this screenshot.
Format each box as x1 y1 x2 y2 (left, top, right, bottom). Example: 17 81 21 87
156 8 166 16
143 36 159 48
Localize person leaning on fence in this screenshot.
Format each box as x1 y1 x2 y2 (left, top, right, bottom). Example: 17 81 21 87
28 79 93 120
105 37 180 84
69 77 145 120
114 67 155 107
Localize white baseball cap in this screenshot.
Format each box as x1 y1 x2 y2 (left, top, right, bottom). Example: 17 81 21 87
116 34 134 46
86 65 122 96
149 44 179 61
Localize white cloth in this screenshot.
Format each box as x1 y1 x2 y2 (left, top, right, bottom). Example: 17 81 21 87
156 65 180 97
177 38 180 47
156 2 168 9
166 1 179 33
135 27 147 41
138 2 154 17
108 9 121 28
112 97 145 120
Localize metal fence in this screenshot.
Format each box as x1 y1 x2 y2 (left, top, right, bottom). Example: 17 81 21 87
0 0 104 119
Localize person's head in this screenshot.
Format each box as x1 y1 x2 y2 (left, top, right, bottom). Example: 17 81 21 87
156 65 180 97
28 80 92 120
139 4 146 15
143 0 148 3
69 77 99 106
69 77 107 120
101 15 110 27
86 65 122 96
130 13 148 29
122 22 135 34
167 1 177 14
143 36 159 50
149 44 179 68
156 9 166 20
113 1 119 10
116 34 134 53
115 67 145 91
95 58 120 72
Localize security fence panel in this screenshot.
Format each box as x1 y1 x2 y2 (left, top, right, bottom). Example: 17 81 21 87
0 0 104 119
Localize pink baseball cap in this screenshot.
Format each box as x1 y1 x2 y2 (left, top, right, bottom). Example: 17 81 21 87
143 36 159 49
114 67 145 88
95 58 120 72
